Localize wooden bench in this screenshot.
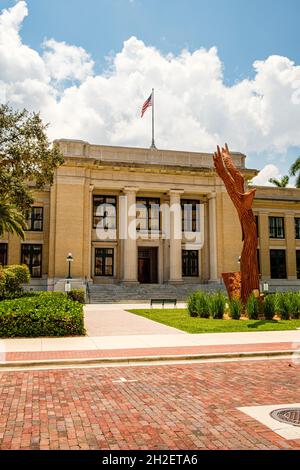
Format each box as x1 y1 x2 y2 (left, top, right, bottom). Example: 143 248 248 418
150 298 177 308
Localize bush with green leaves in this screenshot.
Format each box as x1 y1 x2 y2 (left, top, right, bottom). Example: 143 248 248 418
229 297 242 320
187 290 210 318
195 291 210 318
263 294 276 320
287 292 300 319
246 293 260 320
209 291 226 319
275 292 291 320
0 264 30 300
187 292 198 317
0 291 85 337
67 289 85 304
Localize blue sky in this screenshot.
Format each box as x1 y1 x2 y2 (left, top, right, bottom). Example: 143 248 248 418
3 0 300 84
1 0 300 184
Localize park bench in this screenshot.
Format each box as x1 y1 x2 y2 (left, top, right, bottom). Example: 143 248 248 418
150 298 177 308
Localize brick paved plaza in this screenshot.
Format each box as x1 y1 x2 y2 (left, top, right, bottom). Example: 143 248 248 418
0 358 300 450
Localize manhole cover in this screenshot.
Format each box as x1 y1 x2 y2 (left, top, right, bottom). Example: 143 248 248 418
270 408 300 427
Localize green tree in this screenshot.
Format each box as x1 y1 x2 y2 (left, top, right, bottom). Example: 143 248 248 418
0 200 27 240
0 104 64 212
268 175 289 187
289 156 300 188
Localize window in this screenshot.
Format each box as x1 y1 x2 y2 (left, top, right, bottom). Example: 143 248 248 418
182 250 199 277
181 200 200 232
94 248 114 276
0 243 7 266
136 197 160 232
296 251 300 279
26 207 43 231
295 218 300 239
270 249 286 279
269 216 285 239
21 244 42 278
257 249 261 275
93 196 116 229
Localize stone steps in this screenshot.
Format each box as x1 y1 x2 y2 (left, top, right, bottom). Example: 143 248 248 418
87 282 221 303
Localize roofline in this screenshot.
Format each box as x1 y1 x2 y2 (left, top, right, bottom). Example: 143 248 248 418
54 138 246 159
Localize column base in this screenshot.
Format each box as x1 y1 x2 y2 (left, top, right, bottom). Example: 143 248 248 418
168 279 184 285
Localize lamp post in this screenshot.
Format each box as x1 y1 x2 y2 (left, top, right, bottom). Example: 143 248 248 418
66 253 74 279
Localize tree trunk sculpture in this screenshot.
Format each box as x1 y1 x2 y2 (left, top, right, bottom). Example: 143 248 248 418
213 144 259 303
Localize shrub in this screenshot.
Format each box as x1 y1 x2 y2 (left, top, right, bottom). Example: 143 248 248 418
246 293 260 320
229 297 242 320
0 264 30 300
195 291 210 318
288 293 300 319
67 289 85 304
187 291 210 318
0 292 85 337
263 294 276 320
210 291 226 319
275 292 291 320
187 292 198 317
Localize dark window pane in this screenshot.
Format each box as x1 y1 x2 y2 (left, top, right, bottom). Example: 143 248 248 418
269 217 284 239
94 248 114 276
270 249 286 279
181 200 200 233
93 196 117 229
136 197 160 232
295 218 300 239
0 243 8 266
257 249 261 274
296 251 300 279
182 250 199 277
21 244 42 278
25 207 43 231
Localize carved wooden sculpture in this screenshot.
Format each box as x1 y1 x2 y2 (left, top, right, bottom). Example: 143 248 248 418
213 144 259 303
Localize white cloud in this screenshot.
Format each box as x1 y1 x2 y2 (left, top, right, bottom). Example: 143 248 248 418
42 39 94 82
252 164 282 186
1 1 300 176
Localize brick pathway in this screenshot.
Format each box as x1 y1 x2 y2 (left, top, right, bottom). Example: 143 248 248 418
1 359 300 449
1 341 296 363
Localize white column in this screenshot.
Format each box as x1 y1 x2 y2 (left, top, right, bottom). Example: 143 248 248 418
169 190 184 283
122 187 139 283
208 192 218 281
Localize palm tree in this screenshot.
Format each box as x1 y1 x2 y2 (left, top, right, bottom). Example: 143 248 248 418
0 201 26 239
268 175 289 187
290 156 300 188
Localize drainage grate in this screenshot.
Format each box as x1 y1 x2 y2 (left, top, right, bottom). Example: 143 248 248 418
270 408 300 427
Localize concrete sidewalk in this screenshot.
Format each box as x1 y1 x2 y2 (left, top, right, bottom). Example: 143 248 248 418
84 303 186 336
0 302 300 366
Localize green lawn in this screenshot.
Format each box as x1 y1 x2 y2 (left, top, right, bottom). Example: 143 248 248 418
127 308 300 334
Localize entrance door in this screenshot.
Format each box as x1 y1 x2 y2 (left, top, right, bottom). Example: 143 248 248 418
138 247 158 283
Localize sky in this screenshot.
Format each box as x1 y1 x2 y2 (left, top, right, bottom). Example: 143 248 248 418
1 0 300 185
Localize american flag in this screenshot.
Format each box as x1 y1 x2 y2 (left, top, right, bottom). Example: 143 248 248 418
141 92 153 118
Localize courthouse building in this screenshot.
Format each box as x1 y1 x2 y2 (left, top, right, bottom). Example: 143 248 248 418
1 139 300 299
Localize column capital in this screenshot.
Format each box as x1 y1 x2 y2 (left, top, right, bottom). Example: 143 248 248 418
207 191 216 200
123 186 139 194
169 189 184 196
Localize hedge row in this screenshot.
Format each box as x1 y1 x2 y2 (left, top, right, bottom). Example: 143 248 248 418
0 292 85 337
0 264 30 300
187 290 300 320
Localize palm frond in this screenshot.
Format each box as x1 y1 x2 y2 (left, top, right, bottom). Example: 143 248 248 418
289 156 300 176
0 201 26 240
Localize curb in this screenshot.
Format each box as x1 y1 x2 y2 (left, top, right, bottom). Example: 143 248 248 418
0 349 295 370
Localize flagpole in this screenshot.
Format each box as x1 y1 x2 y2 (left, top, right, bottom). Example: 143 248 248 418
150 88 156 149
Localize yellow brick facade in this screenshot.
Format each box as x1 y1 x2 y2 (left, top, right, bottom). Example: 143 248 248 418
1 140 300 293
